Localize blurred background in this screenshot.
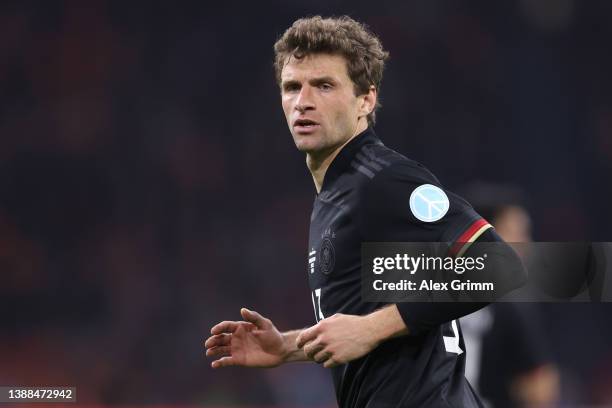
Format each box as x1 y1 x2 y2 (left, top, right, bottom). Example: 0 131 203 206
0 0 611 406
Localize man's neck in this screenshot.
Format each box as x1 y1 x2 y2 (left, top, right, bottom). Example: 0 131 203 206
307 120 368 193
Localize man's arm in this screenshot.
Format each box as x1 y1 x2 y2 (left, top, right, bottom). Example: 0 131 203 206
205 306 408 369
295 229 527 368
295 304 408 368
281 329 310 363
205 308 311 368
395 228 526 336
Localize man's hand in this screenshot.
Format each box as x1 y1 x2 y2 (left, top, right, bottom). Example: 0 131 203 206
296 313 379 368
205 308 289 368
296 306 409 368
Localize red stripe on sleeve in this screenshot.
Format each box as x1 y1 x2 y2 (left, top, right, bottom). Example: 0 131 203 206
449 218 489 257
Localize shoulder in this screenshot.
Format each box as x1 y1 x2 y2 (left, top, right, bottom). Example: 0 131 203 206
355 144 483 242
357 144 442 200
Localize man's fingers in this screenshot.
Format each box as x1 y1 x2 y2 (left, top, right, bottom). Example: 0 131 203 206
204 333 231 349
313 349 332 364
323 358 339 369
206 346 231 358
211 356 235 369
303 341 324 360
296 326 318 349
240 308 269 329
211 321 239 335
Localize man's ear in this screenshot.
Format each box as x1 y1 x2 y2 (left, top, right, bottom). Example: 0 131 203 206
359 86 377 119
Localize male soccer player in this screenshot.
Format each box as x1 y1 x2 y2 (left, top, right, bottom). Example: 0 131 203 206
205 16 523 407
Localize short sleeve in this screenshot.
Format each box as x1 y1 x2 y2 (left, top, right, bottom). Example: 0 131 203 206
357 162 517 335
359 162 491 247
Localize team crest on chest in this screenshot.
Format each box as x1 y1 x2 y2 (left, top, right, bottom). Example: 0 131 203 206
320 237 336 275
319 228 336 275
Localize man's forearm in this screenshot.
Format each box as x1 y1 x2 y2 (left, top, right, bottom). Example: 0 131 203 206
395 230 525 336
366 305 410 345
282 330 310 362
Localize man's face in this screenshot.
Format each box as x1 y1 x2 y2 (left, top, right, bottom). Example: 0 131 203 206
280 53 370 155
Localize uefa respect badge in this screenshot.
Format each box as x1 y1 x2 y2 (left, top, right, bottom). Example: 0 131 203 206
409 184 450 222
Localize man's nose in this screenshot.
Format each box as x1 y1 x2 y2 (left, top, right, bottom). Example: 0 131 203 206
295 86 315 112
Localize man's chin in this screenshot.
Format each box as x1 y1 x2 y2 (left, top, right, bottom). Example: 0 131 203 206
293 137 321 154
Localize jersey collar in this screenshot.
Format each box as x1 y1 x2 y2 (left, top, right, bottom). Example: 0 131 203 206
320 126 382 192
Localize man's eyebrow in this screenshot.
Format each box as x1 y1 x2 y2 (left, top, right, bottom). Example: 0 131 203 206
281 79 301 88
281 76 337 89
310 76 337 85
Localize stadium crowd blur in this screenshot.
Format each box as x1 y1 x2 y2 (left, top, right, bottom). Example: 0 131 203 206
1 0 611 406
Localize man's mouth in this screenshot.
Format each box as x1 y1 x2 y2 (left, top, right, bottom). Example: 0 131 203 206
293 119 320 133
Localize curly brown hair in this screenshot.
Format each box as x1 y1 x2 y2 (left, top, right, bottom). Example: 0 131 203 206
273 16 389 125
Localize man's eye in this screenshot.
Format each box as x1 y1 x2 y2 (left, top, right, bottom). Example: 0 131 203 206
319 83 333 91
284 84 300 92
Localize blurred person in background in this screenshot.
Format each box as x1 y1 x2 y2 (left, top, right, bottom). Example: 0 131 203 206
460 182 560 408
205 16 525 407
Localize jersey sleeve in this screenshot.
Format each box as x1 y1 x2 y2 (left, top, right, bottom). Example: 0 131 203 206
358 162 525 335
358 161 491 245
395 228 526 335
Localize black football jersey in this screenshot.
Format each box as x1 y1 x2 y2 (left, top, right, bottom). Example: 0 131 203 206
307 127 499 408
